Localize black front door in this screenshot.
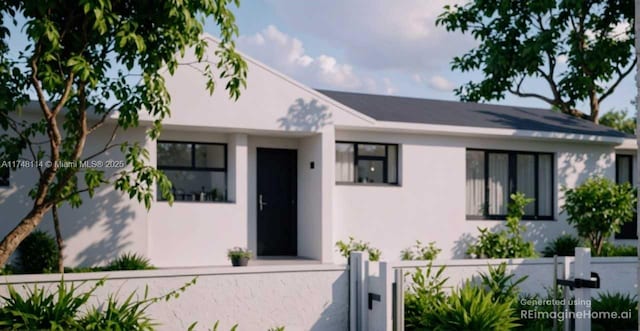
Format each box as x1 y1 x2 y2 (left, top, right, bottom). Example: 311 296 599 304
257 148 297 256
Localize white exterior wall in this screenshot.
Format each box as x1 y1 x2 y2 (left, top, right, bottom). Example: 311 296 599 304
147 131 249 267
0 121 150 267
333 129 618 262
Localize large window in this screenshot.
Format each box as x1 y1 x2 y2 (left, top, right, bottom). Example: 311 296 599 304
157 141 227 202
615 154 636 239
0 166 8 187
336 142 398 184
466 149 554 220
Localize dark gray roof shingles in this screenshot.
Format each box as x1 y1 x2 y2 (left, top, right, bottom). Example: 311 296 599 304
316 89 630 138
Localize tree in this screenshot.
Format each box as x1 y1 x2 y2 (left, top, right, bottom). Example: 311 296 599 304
562 177 636 256
0 1 248 268
436 0 635 123
599 109 636 134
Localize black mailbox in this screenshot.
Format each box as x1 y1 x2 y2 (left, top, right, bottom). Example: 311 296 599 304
557 272 600 290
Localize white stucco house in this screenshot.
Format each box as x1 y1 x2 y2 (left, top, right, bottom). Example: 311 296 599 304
0 36 637 268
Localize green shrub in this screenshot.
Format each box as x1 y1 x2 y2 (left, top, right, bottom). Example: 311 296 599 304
401 241 441 260
0 278 196 330
467 193 537 258
105 252 154 271
404 264 448 330
15 230 60 274
479 263 527 304
599 242 637 257
562 177 636 256
0 280 97 329
591 292 638 331
542 234 582 257
431 281 519 331
516 290 565 331
81 291 156 330
335 236 381 261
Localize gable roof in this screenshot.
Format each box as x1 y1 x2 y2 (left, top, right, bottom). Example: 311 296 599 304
316 89 631 138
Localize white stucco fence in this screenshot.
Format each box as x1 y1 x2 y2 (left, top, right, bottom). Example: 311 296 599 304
0 257 635 331
390 257 637 296
0 264 349 331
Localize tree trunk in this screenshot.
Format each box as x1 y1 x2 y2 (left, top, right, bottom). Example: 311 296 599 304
52 205 64 273
589 89 600 123
0 204 51 268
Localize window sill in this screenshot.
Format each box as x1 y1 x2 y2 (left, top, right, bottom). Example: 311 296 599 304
466 217 556 222
336 182 401 187
157 200 235 204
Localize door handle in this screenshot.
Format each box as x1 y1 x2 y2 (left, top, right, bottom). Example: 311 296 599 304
259 194 268 211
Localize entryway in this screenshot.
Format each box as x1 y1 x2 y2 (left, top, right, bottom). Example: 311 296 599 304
256 148 297 256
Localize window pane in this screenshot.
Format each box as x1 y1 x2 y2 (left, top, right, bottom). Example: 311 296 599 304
617 155 632 184
336 143 355 182
538 154 553 217
466 151 485 216
387 145 397 183
488 153 509 215
358 144 386 157
516 154 535 215
357 159 384 183
195 144 225 168
162 170 226 201
0 166 8 186
157 142 191 167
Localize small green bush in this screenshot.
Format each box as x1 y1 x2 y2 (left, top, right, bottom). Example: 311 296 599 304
599 242 637 257
404 264 448 330
335 236 381 261
105 252 154 271
15 230 60 274
591 292 638 331
0 280 96 329
479 263 527 304
467 193 537 258
562 177 636 256
431 281 519 331
542 234 582 257
0 278 196 330
400 241 441 260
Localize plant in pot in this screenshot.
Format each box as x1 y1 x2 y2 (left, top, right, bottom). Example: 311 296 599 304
227 247 252 267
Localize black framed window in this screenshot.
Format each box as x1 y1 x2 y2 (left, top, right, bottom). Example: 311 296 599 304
157 141 227 202
0 166 8 187
466 149 554 220
615 154 636 239
335 141 398 184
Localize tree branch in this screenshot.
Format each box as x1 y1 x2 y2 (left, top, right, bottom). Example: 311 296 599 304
83 124 120 162
0 114 44 177
599 58 637 103
88 101 122 134
508 76 555 105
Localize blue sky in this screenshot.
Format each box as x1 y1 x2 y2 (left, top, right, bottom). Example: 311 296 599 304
204 0 636 115
5 1 636 116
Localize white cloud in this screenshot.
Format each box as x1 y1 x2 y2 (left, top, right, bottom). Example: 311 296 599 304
265 0 473 73
383 78 396 95
238 25 388 92
427 75 455 92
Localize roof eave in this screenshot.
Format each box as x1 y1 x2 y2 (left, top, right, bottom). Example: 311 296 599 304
336 121 628 145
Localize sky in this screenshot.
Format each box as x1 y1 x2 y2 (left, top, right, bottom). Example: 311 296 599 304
202 0 637 116
4 1 637 116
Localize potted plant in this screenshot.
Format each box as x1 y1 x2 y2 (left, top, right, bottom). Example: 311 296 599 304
227 247 252 266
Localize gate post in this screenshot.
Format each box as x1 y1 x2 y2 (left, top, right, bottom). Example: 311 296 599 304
574 247 591 331
349 251 368 331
